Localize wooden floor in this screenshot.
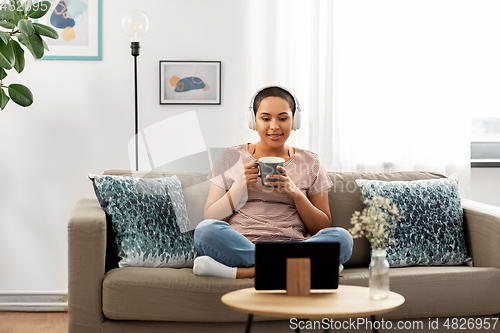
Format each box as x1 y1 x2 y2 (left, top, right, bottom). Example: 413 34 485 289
0 311 68 333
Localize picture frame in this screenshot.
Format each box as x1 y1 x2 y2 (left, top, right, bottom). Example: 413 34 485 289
37 0 102 60
160 61 221 105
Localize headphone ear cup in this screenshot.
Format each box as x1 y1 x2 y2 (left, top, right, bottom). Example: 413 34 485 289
292 109 301 130
247 108 256 130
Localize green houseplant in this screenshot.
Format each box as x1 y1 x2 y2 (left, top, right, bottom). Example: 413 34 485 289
0 0 58 110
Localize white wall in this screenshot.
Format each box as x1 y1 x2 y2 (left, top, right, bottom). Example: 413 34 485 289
471 168 500 207
0 0 245 292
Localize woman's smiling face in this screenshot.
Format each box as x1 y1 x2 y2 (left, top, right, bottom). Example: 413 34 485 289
255 96 293 148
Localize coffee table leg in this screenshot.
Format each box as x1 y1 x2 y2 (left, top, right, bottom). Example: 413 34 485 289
295 319 301 333
245 314 253 333
371 315 378 333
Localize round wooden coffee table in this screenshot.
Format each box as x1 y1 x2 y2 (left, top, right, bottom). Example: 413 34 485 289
221 285 405 333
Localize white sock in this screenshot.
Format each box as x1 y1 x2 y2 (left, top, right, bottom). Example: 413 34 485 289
193 256 237 279
339 264 344 274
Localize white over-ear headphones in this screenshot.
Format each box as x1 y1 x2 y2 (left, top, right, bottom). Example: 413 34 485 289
247 86 301 131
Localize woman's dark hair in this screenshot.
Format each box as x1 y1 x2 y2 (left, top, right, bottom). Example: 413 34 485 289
253 86 296 115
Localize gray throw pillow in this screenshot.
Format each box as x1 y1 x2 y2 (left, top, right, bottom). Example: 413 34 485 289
90 174 196 268
355 175 472 267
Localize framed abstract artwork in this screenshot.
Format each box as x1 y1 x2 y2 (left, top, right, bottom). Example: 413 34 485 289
37 0 102 60
159 61 221 105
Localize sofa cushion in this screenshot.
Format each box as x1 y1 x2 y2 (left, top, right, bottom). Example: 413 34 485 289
104 170 210 230
355 175 472 267
102 266 500 322
91 174 196 268
102 267 264 322
340 266 500 319
328 171 446 268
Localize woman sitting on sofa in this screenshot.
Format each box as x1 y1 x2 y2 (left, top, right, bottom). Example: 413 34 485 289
193 86 353 279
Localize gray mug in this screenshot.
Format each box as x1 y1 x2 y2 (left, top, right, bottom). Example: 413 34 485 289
256 157 285 187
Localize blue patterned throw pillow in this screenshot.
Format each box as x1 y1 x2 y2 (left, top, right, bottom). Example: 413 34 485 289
90 174 196 268
355 175 472 267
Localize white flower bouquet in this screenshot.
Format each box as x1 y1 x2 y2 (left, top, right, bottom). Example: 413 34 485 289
349 196 404 250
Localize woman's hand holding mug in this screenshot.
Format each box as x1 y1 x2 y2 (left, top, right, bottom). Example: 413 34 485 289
238 159 260 187
265 165 301 198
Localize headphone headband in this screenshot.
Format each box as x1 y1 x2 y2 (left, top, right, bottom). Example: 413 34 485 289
247 85 301 130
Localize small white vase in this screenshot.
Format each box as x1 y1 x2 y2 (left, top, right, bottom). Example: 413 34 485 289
369 248 390 300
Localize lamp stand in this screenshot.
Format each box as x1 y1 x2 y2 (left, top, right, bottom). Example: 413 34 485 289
131 42 140 171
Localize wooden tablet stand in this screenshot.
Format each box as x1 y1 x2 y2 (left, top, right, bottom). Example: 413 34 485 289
286 257 311 296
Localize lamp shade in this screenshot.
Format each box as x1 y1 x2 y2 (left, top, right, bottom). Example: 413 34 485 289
122 9 150 42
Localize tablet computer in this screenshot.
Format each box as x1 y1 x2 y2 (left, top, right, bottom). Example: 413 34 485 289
254 241 340 290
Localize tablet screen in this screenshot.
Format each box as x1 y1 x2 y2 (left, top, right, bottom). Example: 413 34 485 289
255 241 340 290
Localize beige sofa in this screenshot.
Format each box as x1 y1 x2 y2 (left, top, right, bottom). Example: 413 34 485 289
68 170 500 333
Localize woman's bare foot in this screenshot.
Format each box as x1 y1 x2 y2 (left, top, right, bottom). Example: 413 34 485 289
236 267 255 279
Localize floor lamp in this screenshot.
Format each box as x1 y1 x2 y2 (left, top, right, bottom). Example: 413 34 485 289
123 10 150 171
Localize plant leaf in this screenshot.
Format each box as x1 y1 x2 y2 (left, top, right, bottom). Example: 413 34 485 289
0 21 16 29
10 39 24 73
4 0 22 25
8 83 33 107
0 87 10 110
18 19 35 37
0 67 7 80
14 0 25 16
41 38 48 51
22 0 33 16
32 23 58 39
17 33 44 59
0 39 14 69
27 1 51 19
0 31 9 45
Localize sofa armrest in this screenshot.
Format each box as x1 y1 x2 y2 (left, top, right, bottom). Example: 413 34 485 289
68 198 107 332
462 198 500 269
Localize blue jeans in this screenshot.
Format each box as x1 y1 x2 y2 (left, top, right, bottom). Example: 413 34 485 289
194 219 354 267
